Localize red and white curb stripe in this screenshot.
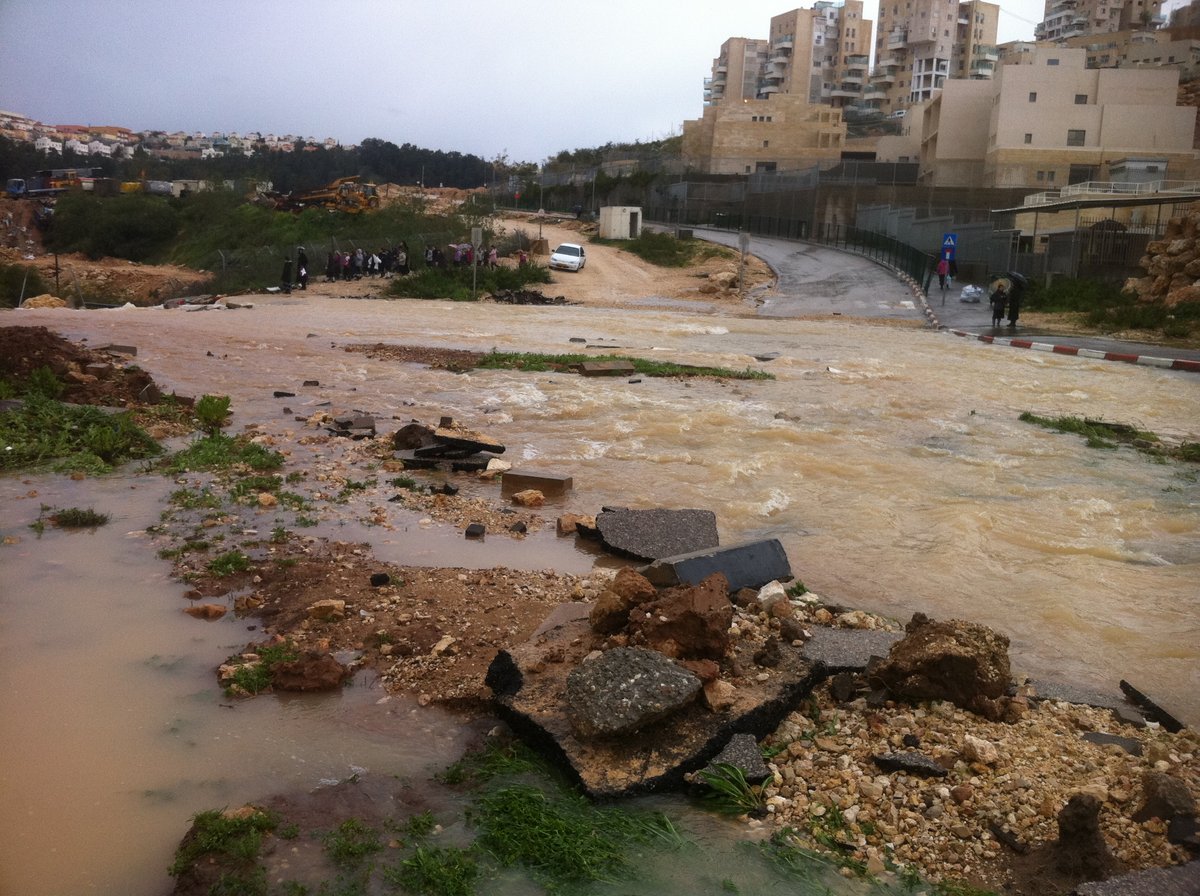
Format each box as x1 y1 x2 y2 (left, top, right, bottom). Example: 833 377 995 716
946 329 1200 373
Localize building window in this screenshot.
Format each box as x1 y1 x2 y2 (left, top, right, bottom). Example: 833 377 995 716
1037 170 1045 181
1074 94 1087 104
1048 170 1056 182
763 140 770 148
1047 58 1060 65
1029 91 1037 102
766 116 772 122
1067 129 1085 146
1024 133 1033 143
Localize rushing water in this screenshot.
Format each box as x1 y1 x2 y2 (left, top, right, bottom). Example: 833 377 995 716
3 296 1198 893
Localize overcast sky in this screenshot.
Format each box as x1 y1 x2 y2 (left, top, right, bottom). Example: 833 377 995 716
3 0 1061 166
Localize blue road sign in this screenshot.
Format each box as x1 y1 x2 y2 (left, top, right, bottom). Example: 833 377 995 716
942 233 957 260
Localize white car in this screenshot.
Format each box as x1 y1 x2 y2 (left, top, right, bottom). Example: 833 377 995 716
549 242 586 272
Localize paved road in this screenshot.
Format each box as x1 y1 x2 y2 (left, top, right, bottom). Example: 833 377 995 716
689 226 1200 367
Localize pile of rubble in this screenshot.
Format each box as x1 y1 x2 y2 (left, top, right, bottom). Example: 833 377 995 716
1123 201 1200 306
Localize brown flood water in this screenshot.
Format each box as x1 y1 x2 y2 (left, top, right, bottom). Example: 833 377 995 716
2 296 1198 893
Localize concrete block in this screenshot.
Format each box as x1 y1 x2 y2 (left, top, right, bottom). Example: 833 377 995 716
642 538 792 592
501 469 573 497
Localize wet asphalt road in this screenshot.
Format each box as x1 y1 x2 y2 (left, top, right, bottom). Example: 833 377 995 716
690 227 1200 365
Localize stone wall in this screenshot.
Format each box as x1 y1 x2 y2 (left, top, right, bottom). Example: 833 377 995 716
1123 201 1200 305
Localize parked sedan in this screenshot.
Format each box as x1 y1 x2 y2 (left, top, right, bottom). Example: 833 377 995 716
549 242 586 272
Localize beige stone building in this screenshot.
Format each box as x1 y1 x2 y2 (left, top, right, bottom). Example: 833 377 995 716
682 93 846 174
868 0 999 117
702 3 873 109
706 38 771 104
761 2 872 107
1035 0 1164 42
919 46 1198 187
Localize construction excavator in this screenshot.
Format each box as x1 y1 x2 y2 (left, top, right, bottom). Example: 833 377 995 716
261 176 381 214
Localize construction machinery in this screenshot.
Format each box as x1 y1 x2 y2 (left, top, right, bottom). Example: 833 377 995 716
262 176 381 214
5 167 98 199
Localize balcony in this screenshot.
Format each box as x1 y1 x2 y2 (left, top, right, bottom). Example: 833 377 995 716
887 29 909 49
760 84 781 95
847 53 869 66
831 85 862 98
773 37 794 50
770 54 790 64
871 68 896 85
841 71 865 85
970 60 995 76
876 53 899 68
715 64 728 73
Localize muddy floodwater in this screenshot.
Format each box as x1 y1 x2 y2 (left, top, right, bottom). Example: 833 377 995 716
2 295 1199 894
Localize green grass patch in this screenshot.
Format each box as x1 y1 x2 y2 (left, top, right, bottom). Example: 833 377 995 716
697 763 764 816
0 394 163 473
477 351 773 380
389 261 552 301
30 505 111 530
223 640 301 696
471 783 683 889
1019 412 1163 452
322 818 383 867
389 475 424 491
594 230 734 268
230 475 284 500
382 845 479 896
161 433 284 474
437 738 542 787
170 487 223 509
208 549 251 577
169 806 280 877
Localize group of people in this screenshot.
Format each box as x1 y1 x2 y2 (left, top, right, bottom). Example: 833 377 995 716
322 244 411 282
279 240 515 292
989 278 1023 327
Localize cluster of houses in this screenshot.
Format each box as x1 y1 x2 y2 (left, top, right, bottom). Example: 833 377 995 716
0 110 346 161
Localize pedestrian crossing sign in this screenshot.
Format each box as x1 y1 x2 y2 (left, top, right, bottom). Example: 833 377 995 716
942 233 957 260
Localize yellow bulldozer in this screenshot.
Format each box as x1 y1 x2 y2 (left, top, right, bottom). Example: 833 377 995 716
264 176 380 214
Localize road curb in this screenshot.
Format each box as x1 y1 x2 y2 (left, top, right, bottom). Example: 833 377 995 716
944 329 1200 373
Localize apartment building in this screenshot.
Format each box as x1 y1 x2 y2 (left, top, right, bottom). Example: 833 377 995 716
1035 0 1164 43
867 0 999 117
702 3 873 109
682 93 847 174
760 2 872 107
706 37 770 104
919 46 1197 187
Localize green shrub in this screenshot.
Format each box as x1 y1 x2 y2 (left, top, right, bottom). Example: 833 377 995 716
388 261 551 301
0 262 51 308
195 394 232 434
48 192 181 262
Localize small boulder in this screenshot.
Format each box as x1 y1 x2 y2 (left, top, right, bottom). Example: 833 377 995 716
307 599 346 621
627 573 733 660
511 489 545 507
1053 793 1117 879
870 612 1011 719
185 603 228 620
270 651 350 692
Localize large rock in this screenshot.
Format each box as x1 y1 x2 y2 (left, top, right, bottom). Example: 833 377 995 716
565 647 701 738
595 508 719 561
1054 793 1117 879
270 651 350 692
870 612 1012 719
626 573 732 660
588 567 657 634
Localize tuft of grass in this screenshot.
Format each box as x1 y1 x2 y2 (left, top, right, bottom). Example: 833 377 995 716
477 351 773 380
195 394 232 435
208 549 251 577
472 783 683 888
697 763 764 816
1019 412 1174 454
593 231 731 268
169 806 279 877
170 487 223 509
389 475 423 491
322 818 383 867
33 506 111 529
223 640 300 696
382 845 479 896
161 433 284 474
0 394 163 473
438 739 542 787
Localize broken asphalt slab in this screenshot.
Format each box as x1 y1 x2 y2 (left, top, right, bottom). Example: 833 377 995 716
642 538 792 591
594 508 719 561
486 603 821 798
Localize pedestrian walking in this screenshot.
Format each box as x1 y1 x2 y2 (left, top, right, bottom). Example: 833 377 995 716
936 257 949 291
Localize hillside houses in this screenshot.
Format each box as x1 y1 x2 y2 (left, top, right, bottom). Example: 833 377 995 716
0 109 346 163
